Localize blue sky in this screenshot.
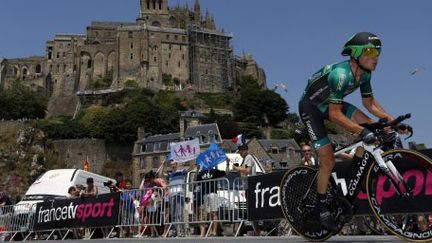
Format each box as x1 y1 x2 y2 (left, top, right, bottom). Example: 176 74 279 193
1 0 431 147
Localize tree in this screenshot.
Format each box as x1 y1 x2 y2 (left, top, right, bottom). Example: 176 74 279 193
0 81 47 119
234 76 289 127
79 106 113 138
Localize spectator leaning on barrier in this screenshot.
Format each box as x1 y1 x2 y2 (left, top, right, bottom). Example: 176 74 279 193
166 160 190 237
81 177 98 197
67 186 80 199
139 171 164 238
196 161 228 237
233 144 260 236
120 179 138 237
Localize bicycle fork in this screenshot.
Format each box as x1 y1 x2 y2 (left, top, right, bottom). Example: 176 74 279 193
370 147 412 197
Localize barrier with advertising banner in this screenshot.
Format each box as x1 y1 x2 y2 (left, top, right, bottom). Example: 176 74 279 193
33 193 120 231
247 149 432 221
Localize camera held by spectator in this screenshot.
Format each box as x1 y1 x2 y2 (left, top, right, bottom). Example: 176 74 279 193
104 180 120 192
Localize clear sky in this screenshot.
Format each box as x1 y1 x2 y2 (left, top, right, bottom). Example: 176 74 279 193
1 0 431 147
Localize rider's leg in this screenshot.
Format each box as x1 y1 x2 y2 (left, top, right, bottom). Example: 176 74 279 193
316 144 336 194
299 101 339 232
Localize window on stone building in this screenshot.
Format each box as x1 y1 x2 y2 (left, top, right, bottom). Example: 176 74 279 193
95 31 99 37
22 68 28 80
165 61 168 66
128 31 133 38
169 44 172 50
152 156 160 168
56 52 60 59
154 56 157 62
153 0 156 9
130 53 134 60
178 61 181 67
48 51 52 60
56 65 60 72
182 54 185 60
182 36 186 42
130 42 134 49
166 34 170 40
87 60 92 69
174 35 178 40
145 143 153 152
35 64 42 74
63 52 66 58
158 0 162 10
140 157 146 170
168 53 171 58
146 0 150 9
63 64 67 71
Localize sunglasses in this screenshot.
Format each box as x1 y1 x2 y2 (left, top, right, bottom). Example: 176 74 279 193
362 48 380 58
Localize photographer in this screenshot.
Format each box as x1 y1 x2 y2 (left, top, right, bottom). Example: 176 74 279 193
104 180 120 193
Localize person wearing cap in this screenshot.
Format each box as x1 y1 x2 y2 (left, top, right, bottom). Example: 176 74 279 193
81 177 98 197
233 144 256 178
233 144 260 236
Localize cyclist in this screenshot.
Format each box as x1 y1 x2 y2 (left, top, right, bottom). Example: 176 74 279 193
299 32 410 232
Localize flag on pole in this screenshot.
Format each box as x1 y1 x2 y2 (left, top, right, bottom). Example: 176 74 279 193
170 138 200 163
232 133 245 145
196 143 227 170
84 156 90 172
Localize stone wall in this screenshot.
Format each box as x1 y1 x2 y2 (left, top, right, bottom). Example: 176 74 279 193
52 139 133 178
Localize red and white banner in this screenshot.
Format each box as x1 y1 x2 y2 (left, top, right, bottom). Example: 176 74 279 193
170 138 200 163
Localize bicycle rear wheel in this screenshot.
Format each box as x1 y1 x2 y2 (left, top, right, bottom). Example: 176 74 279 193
279 166 333 241
366 149 432 242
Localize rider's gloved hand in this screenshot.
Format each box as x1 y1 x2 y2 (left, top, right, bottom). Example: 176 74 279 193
397 123 413 135
361 128 377 144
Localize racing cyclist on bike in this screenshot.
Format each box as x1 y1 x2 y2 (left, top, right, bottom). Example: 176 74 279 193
299 32 410 232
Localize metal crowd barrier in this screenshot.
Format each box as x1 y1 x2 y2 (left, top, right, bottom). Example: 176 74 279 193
0 203 36 241
184 177 231 237
115 187 165 238
231 177 249 237
0 176 252 241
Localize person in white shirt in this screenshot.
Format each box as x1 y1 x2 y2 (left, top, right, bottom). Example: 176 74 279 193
301 144 317 167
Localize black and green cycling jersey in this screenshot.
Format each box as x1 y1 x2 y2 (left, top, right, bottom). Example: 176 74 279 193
301 60 373 115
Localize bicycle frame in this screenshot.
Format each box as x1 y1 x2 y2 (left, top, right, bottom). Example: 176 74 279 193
333 142 410 204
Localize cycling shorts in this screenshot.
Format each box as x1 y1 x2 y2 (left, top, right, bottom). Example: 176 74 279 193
299 100 357 150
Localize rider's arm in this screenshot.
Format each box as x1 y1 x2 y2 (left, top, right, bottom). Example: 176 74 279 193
328 103 364 136
362 96 394 122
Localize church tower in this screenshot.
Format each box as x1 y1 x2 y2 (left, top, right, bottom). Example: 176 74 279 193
137 0 169 27
194 0 201 27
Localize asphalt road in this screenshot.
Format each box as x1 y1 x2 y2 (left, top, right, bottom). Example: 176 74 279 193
38 236 403 242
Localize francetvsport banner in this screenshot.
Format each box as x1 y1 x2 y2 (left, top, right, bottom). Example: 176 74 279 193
33 192 120 231
247 149 432 221
170 138 200 163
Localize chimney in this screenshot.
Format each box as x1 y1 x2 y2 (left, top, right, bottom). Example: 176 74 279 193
137 127 145 140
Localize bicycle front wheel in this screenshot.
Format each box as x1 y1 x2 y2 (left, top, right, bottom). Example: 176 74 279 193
366 149 432 242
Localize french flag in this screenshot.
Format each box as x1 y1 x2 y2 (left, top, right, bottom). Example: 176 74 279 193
232 133 246 145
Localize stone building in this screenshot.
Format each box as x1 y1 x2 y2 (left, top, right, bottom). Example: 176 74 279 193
0 0 266 117
247 138 302 170
132 122 222 186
